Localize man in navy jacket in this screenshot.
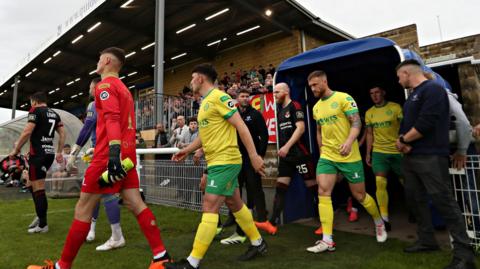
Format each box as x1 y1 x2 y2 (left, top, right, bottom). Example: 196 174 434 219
395 59 475 269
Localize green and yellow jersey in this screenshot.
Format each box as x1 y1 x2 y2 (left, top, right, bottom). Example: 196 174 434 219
365 102 403 154
198 88 242 166
313 91 361 163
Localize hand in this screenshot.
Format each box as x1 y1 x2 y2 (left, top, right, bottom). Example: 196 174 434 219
339 141 353 156
199 173 207 192
66 154 77 171
55 153 64 163
250 154 266 177
473 124 480 137
451 153 467 170
278 145 290 158
396 139 406 152
172 149 188 162
8 149 19 160
400 144 412 154
193 149 204 165
365 154 372 167
99 144 126 187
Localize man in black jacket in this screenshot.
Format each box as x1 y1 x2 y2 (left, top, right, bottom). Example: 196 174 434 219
154 123 169 160
396 60 475 269
220 88 269 245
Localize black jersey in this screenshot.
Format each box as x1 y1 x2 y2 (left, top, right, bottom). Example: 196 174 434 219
276 100 309 157
28 106 63 156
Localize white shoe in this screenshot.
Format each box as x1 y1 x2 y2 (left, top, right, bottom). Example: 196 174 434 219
28 216 39 229
28 225 48 234
86 229 96 242
95 236 126 251
375 224 388 243
306 240 336 253
220 233 247 245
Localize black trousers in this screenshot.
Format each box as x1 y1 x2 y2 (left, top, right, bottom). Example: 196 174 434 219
238 160 267 221
403 155 474 261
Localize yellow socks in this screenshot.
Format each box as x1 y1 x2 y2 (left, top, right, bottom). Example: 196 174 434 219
318 196 334 239
375 176 389 221
360 194 383 225
190 213 219 259
233 204 262 243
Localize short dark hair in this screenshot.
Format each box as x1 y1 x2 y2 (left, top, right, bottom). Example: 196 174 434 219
307 70 327 81
64 144 71 148
100 47 126 67
395 59 421 71
30 91 47 103
91 77 101 84
192 63 217 83
238 88 250 95
188 116 198 124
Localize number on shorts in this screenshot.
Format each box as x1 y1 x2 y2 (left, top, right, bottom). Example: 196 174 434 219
296 164 308 174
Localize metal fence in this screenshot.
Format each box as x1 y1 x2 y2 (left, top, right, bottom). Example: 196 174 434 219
136 94 200 130
450 155 480 249
139 158 228 214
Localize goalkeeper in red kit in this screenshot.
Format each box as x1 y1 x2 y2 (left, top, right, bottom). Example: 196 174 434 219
28 47 171 269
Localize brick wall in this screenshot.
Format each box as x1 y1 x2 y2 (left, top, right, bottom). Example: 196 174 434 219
163 31 306 95
420 35 480 60
368 24 420 52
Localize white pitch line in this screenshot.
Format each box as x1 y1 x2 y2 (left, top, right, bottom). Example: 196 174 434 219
22 208 74 217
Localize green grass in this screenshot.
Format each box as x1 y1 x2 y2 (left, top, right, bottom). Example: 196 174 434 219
0 198 477 269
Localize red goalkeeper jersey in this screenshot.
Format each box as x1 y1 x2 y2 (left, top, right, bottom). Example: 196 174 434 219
93 74 137 164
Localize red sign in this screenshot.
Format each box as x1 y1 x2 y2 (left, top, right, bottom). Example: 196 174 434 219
250 93 276 143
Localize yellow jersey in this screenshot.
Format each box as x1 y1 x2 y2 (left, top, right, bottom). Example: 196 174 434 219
365 102 403 154
198 88 242 166
313 91 361 162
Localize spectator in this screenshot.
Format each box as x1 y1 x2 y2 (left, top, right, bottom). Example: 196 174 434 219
227 83 239 99
136 131 146 149
168 115 189 147
178 117 199 150
267 63 276 75
264 73 274 92
51 144 71 193
154 123 170 160
258 65 266 80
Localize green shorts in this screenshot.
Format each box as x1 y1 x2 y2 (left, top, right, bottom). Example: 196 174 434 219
206 164 241 196
316 158 365 183
372 152 403 177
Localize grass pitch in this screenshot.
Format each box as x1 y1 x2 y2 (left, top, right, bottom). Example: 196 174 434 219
0 198 477 269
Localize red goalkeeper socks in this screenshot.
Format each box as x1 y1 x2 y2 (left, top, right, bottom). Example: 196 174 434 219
58 219 90 269
136 208 166 255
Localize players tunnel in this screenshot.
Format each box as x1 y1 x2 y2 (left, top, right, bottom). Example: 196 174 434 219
273 37 452 223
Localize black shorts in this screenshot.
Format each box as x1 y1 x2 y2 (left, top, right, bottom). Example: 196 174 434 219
28 155 55 181
278 154 315 180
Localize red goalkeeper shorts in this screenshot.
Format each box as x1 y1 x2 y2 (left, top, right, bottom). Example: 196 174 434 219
81 158 139 194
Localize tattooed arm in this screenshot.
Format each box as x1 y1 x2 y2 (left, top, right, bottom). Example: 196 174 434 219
339 112 361 156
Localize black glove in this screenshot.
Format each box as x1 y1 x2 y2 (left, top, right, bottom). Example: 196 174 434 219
98 144 127 187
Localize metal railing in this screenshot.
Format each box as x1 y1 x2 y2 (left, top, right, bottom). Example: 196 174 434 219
136 148 229 214
135 94 200 130
450 155 480 249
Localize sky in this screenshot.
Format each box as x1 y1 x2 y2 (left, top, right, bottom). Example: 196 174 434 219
0 0 479 124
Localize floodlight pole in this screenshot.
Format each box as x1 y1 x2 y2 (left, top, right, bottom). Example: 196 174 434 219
11 75 20 119
154 0 165 127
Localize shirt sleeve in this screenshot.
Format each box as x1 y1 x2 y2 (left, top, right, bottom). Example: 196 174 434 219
254 110 269 156
396 104 403 121
216 93 238 119
27 109 38 124
365 110 372 127
448 93 472 154
342 94 359 116
75 102 96 147
291 101 305 123
96 81 122 144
